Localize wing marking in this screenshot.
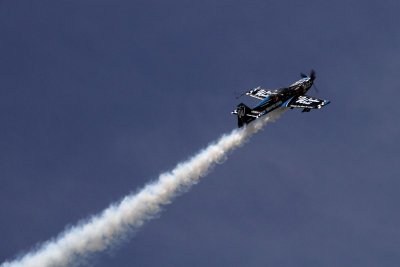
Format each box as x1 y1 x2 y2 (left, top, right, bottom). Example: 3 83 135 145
245 87 276 100
288 95 330 109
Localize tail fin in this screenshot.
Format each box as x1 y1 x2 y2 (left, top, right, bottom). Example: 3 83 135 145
232 103 256 128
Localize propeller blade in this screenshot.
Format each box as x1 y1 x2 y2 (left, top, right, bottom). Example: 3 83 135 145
313 84 319 93
310 69 316 81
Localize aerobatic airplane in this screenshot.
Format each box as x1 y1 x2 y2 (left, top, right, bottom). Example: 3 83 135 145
232 70 330 127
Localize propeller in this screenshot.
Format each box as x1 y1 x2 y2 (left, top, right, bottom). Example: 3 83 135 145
300 69 318 93
300 70 316 81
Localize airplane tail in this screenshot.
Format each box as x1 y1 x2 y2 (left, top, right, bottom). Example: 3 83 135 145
232 103 256 128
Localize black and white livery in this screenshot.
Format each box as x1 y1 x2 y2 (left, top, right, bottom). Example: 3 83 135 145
232 70 330 127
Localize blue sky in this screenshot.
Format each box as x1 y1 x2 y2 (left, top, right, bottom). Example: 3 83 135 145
1 0 400 266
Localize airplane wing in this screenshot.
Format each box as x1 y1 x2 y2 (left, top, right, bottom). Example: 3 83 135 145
245 87 275 100
286 95 330 110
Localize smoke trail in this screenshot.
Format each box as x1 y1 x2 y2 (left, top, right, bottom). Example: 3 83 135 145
2 108 285 267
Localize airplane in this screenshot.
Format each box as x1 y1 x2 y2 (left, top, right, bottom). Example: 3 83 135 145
231 70 330 127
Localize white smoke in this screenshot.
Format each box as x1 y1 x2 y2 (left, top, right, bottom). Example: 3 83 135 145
1 108 285 267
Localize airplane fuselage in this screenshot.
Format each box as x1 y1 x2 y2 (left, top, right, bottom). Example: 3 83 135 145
251 77 313 116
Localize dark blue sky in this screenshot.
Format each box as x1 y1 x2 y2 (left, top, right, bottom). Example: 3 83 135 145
1 1 400 266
